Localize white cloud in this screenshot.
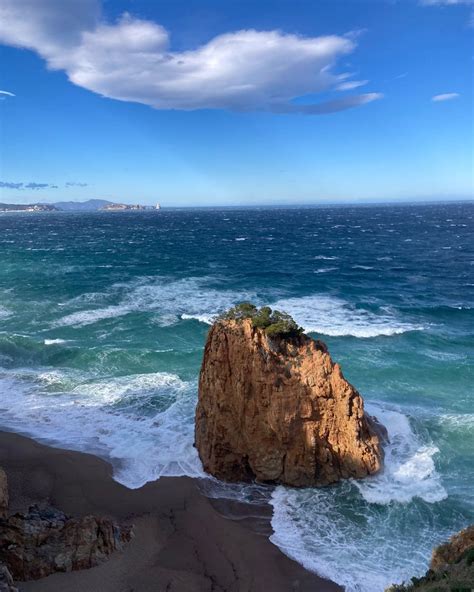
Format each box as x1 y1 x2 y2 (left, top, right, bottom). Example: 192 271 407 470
336 80 368 91
281 93 383 114
0 90 15 96
0 0 381 114
432 92 460 101
420 1 473 5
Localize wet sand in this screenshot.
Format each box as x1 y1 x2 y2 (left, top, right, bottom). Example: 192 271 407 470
0 430 342 592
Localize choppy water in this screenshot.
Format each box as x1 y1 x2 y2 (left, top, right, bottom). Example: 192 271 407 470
0 203 472 591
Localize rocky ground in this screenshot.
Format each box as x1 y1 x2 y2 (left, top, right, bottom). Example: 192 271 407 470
0 431 341 592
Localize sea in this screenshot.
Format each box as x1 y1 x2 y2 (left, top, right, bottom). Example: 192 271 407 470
0 202 472 591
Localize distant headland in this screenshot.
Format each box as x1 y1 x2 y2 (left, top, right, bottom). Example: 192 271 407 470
0 200 160 212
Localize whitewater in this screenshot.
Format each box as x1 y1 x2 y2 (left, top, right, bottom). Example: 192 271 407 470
0 203 472 591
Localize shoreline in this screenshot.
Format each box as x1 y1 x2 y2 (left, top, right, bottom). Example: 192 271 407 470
0 430 342 591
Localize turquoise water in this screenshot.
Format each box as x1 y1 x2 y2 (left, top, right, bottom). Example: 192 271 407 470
0 203 472 590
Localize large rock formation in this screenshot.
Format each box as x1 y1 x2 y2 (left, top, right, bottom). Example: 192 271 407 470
195 312 384 487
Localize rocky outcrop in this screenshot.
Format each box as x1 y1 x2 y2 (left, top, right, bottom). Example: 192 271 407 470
431 524 474 571
0 505 131 581
0 564 17 592
386 525 474 591
0 470 7 520
195 317 384 487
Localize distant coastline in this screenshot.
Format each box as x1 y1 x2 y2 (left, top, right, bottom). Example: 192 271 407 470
0 199 160 213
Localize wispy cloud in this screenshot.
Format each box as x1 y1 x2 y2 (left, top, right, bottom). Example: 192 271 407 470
420 0 473 5
0 180 89 190
420 0 474 26
0 90 15 97
281 93 383 114
0 182 24 189
0 0 382 115
336 80 369 91
432 92 460 101
0 181 59 190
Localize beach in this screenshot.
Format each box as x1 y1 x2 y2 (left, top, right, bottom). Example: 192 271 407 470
0 430 341 591
0 204 472 590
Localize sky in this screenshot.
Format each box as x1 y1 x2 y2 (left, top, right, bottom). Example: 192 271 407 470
0 0 473 207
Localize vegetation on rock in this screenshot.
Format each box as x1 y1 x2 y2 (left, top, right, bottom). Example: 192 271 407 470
385 525 474 592
219 302 303 338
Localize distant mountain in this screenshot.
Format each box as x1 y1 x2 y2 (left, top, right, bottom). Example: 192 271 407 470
53 199 115 211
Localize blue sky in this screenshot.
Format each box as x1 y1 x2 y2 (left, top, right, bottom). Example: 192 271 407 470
0 0 472 206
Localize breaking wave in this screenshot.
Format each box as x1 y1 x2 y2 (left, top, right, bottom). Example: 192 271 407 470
0 370 204 488
270 404 450 592
272 295 422 338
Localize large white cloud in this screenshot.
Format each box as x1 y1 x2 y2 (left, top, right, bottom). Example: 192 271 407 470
0 0 382 114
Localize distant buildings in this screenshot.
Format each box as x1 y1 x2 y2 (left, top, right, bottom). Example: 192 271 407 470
100 203 157 211
0 201 161 213
0 203 57 212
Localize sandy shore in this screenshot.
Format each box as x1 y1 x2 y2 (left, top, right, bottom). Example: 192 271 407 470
0 430 341 592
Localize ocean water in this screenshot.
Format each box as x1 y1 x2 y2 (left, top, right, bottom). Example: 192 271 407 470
0 203 472 591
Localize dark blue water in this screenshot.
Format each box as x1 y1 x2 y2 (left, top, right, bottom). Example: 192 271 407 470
0 202 472 590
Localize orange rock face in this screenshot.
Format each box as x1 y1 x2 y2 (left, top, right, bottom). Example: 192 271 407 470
195 319 384 487
431 525 474 571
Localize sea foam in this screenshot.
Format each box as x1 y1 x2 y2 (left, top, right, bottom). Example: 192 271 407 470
53 276 260 329
272 295 422 338
0 306 11 320
0 370 204 488
51 276 420 340
270 404 450 592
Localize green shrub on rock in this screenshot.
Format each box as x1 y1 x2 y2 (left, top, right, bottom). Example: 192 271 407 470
219 302 303 338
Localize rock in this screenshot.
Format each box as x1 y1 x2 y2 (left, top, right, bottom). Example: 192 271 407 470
385 524 474 591
195 317 384 486
431 524 474 571
0 564 17 592
0 469 7 519
0 505 132 581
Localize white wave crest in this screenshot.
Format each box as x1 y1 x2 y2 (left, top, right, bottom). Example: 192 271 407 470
0 370 204 488
270 405 450 592
272 295 422 338
51 276 421 339
314 267 338 274
53 277 260 328
355 405 447 505
53 304 132 327
0 306 12 320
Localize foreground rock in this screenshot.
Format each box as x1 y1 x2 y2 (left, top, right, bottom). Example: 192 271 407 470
195 305 385 486
0 564 17 592
0 505 131 581
0 470 7 520
0 466 132 584
386 525 474 591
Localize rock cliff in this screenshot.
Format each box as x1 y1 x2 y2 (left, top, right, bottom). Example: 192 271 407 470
195 313 384 487
386 524 474 591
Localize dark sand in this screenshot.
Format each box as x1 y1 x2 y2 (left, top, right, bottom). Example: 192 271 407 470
0 431 342 592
